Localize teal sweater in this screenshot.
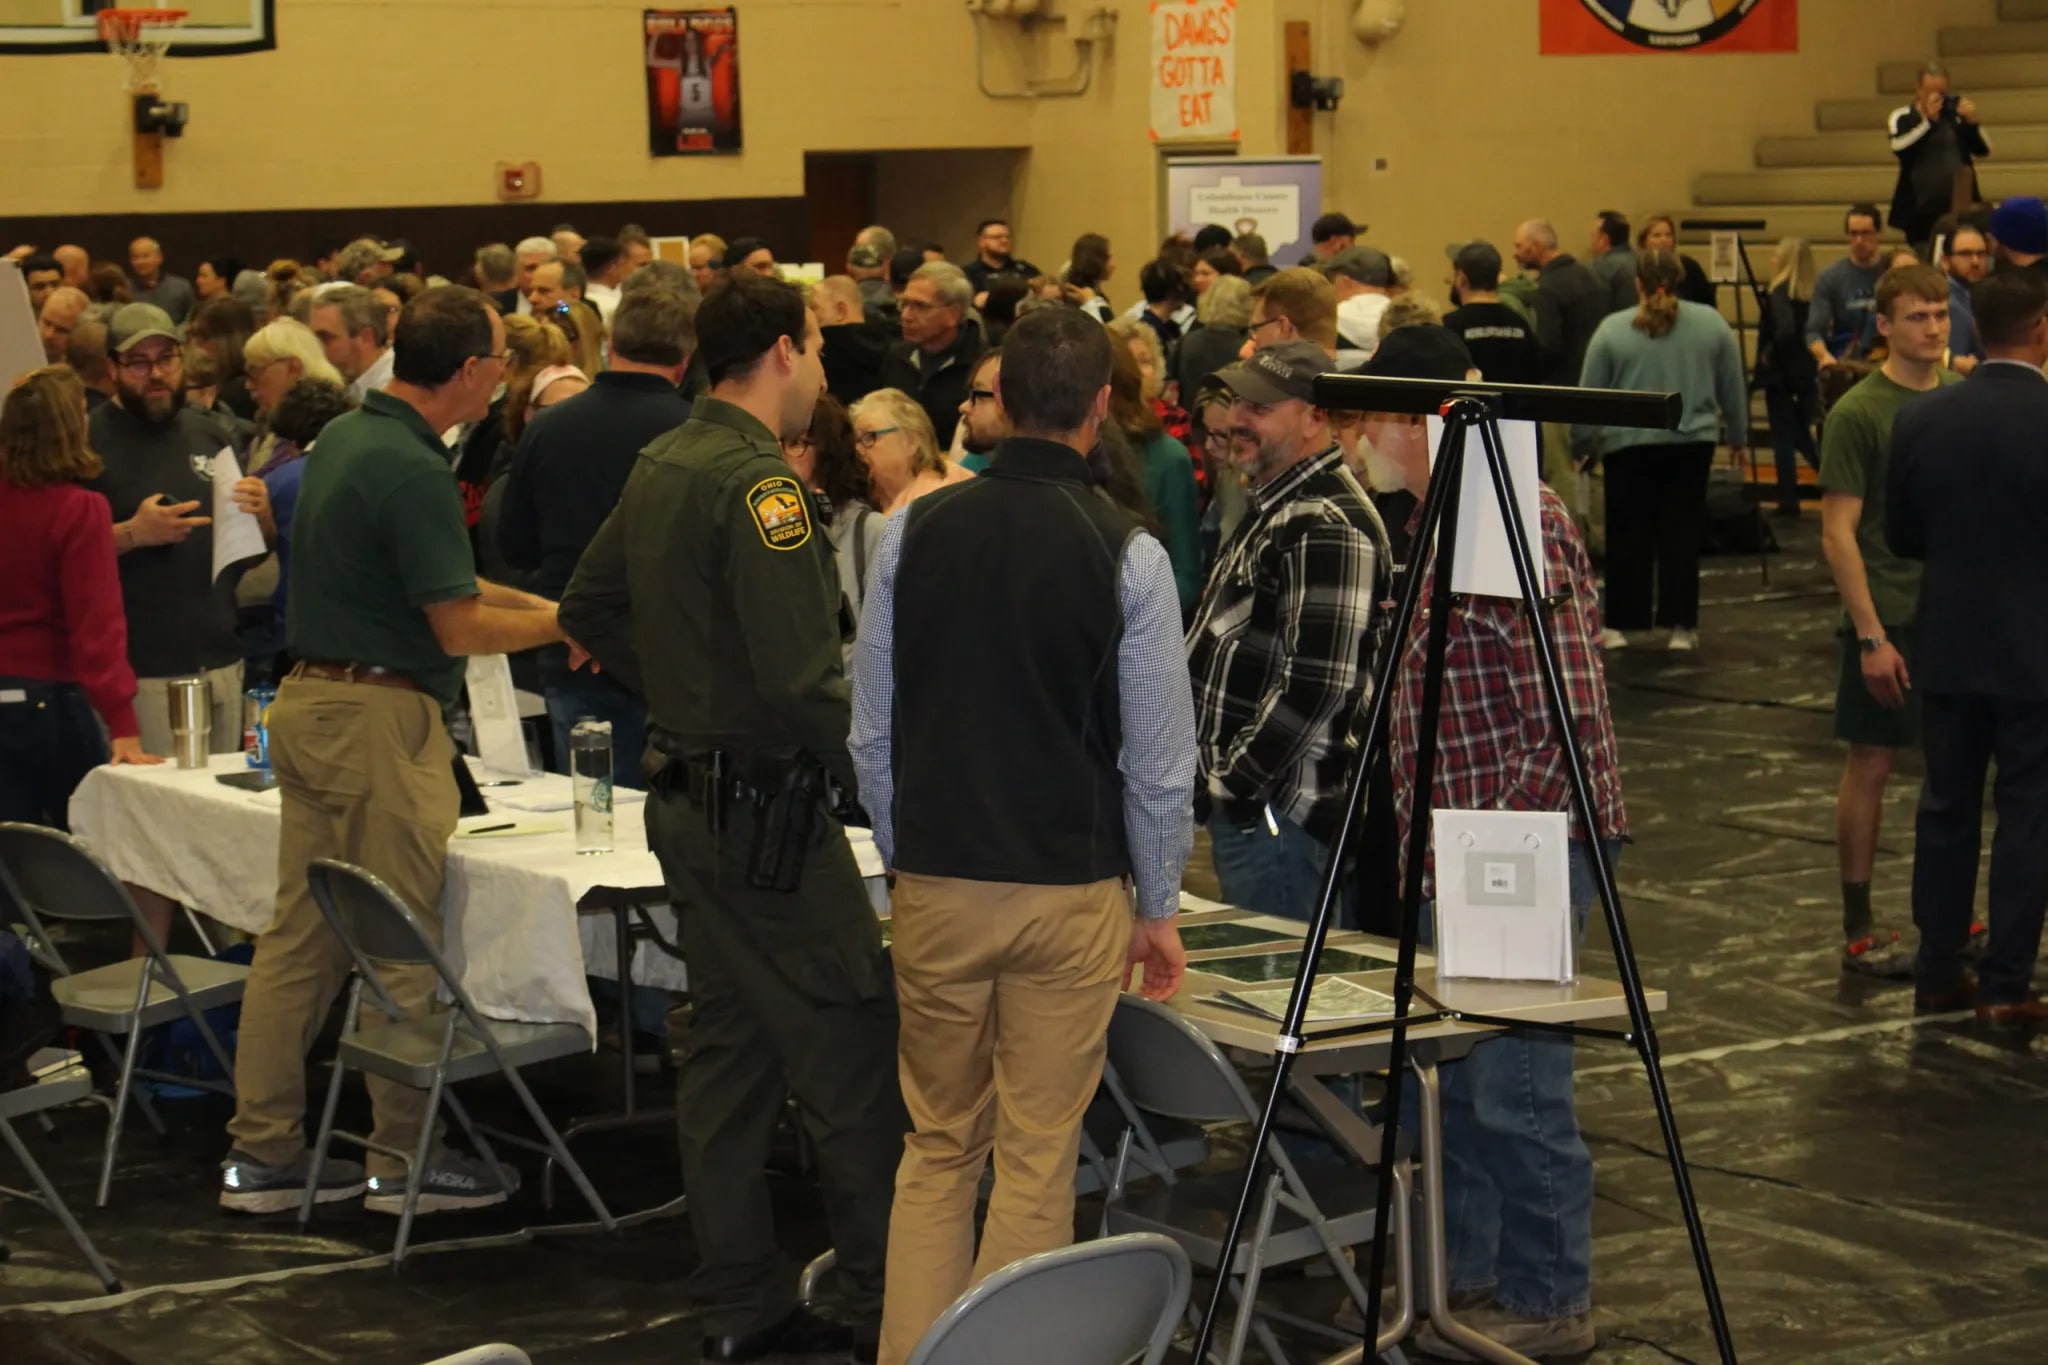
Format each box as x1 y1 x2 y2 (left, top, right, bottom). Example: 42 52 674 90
1572 301 1748 460
1138 432 1203 614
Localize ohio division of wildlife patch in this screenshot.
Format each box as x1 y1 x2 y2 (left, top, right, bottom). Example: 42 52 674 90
746 474 813 550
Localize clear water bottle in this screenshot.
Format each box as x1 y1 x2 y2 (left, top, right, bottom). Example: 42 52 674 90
570 717 614 855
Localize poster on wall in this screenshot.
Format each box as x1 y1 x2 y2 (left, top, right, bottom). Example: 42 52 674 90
1540 0 1797 55
1150 0 1237 142
645 9 741 155
1164 157 1321 261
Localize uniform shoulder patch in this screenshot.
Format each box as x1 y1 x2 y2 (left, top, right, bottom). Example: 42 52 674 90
745 474 813 551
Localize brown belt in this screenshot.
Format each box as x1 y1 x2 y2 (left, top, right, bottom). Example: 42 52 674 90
289 660 422 693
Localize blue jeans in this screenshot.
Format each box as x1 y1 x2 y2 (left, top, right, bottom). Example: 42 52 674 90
0 678 108 828
1417 839 1617 1319
545 672 649 793
1206 807 1331 925
546 673 665 1037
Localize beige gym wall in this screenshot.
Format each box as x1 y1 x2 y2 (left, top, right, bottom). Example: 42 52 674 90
0 0 1996 278
1311 0 1993 282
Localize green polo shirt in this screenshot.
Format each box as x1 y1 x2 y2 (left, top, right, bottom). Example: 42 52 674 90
286 390 478 710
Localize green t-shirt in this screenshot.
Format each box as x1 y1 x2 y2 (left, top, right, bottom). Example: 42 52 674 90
286 391 479 710
1817 366 1960 626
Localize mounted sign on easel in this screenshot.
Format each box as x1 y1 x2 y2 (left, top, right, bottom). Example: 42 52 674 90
1163 156 1322 261
1149 0 1237 142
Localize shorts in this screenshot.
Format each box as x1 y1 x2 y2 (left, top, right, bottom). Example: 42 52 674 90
1834 622 1919 749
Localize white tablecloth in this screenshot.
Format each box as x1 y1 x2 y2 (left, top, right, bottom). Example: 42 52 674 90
66 756 886 1038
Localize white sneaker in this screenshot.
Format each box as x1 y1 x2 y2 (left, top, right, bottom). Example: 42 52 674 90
1668 627 1699 651
1599 628 1628 650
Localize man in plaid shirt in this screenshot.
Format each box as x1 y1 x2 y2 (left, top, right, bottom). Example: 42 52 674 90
1185 339 1389 923
1362 325 1626 1361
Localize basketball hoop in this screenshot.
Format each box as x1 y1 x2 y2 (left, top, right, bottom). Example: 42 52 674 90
98 8 188 96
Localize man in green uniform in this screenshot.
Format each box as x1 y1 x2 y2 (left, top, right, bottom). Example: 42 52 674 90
220 286 585 1215
561 272 904 1364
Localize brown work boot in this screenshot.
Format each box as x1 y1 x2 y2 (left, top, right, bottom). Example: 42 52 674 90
1976 994 2048 1031
1914 972 1976 1016
1414 1301 1596 1360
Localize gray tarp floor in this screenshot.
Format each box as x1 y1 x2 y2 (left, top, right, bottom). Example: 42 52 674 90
2 519 2038 1363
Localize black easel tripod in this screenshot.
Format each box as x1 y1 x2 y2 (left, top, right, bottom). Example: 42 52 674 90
1185 375 1738 1365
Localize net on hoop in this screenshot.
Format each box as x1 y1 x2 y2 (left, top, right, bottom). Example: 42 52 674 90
98 9 187 96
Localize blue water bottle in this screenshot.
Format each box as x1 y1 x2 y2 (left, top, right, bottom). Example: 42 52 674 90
244 686 277 768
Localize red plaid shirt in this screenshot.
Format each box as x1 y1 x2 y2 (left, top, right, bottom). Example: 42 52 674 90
1390 485 1627 887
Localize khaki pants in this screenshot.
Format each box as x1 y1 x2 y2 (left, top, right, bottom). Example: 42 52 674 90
225 676 457 1175
134 660 245 759
877 874 1132 1365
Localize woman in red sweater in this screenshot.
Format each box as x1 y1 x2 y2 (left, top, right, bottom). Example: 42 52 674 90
0 366 159 827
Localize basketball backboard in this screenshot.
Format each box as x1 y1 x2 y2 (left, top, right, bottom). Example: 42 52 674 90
0 0 271 53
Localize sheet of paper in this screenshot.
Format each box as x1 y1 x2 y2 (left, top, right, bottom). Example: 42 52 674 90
1425 417 1546 601
210 447 268 581
1431 809 1574 983
490 787 645 814
1217 977 1397 1024
464 654 533 776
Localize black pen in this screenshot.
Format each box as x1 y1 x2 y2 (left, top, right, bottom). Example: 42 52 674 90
465 822 515 834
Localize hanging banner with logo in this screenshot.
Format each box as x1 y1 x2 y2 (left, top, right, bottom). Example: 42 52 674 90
1150 0 1238 142
645 9 741 155
1540 0 1797 55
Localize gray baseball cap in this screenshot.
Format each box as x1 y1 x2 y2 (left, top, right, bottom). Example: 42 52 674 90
107 302 179 354
1214 339 1328 405
1318 246 1394 288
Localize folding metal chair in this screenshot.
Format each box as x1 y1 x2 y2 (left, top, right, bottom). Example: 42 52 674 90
905 1231 1190 1365
1101 996 1415 1365
0 1052 121 1293
420 1347 532 1365
1077 1059 1211 1197
799 1060 1213 1304
301 858 616 1267
0 822 246 1207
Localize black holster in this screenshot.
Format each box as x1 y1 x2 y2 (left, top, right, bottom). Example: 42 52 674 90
747 755 826 892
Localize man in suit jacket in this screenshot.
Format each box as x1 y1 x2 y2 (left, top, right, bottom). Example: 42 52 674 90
1887 268 2048 1028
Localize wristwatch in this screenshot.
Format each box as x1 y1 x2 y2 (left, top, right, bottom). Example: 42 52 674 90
1858 634 1887 655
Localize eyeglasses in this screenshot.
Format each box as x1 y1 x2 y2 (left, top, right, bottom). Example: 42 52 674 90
854 427 900 450
117 352 181 377
968 388 997 404
1247 315 1287 338
1202 429 1232 450
472 350 513 368
900 298 947 314
1951 248 1988 260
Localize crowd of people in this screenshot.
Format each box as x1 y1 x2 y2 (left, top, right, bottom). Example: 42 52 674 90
1 59 2041 1355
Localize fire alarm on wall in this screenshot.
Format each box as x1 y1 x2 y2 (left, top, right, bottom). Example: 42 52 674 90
497 161 542 201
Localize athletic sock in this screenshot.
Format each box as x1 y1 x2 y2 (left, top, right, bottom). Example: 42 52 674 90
1842 881 1873 940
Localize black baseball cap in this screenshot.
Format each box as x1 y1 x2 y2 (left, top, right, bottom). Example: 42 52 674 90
1445 240 1504 290
1214 339 1328 404
1311 211 1361 243
1360 324 1475 382
725 236 768 265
